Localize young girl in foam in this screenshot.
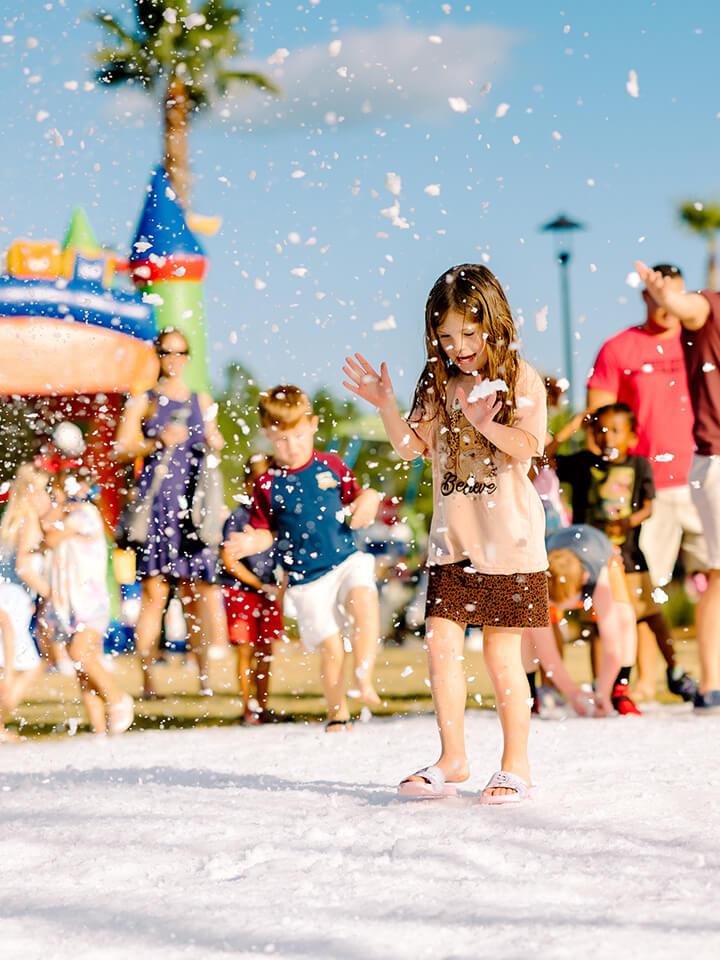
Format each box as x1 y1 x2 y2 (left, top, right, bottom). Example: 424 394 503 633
344 264 549 804
0 465 50 741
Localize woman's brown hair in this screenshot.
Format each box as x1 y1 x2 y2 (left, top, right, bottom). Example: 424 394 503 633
410 264 521 451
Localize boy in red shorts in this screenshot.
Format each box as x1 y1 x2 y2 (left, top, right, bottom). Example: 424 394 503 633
221 455 285 724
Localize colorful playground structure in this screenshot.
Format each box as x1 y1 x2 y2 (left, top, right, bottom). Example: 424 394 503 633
0 167 212 529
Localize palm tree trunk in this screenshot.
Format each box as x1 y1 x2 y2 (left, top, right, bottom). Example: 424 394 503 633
707 233 719 291
163 76 191 210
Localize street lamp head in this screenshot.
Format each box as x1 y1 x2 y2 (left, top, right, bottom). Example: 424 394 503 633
541 213 585 233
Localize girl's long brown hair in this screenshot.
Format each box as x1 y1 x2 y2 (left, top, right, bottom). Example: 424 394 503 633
410 264 521 449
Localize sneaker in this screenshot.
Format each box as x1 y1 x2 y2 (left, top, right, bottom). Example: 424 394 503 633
531 697 540 716
667 666 698 702
693 689 720 714
611 683 642 716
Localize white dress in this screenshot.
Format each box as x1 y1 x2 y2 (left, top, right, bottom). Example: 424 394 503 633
0 548 41 671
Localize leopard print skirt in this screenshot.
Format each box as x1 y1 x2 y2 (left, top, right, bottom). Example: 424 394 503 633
425 563 549 628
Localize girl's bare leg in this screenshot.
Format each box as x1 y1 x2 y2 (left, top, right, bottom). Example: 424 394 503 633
181 581 211 693
344 585 381 704
77 671 108 734
482 625 531 798
416 616 470 782
135 576 170 697
205 584 229 651
319 632 349 723
0 663 44 740
69 629 125 709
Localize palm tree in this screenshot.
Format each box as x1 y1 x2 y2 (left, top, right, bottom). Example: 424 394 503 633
91 0 278 209
679 201 720 291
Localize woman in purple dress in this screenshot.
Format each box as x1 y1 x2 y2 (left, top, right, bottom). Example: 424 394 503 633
115 329 226 699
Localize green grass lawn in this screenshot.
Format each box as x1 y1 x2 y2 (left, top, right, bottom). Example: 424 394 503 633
4 628 700 739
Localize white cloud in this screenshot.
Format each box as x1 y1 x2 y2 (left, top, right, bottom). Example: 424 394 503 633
225 22 518 130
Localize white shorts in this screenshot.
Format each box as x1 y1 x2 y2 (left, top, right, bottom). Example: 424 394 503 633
285 552 377 652
639 483 707 585
689 454 720 570
0 583 41 672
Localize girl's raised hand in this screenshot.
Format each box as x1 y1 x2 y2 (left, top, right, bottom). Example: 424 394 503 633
342 353 396 411
456 378 502 436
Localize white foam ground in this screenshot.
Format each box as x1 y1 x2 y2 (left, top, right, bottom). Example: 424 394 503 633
1 708 719 959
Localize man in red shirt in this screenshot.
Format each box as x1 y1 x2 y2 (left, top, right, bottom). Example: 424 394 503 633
586 264 706 701
635 261 720 712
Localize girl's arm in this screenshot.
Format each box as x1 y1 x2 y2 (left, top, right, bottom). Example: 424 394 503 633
41 507 83 549
220 544 267 591
15 521 50 598
198 393 225 451
457 388 538 459
114 393 157 462
342 354 427 460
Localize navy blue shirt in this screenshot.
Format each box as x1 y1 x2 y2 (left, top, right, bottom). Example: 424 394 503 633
250 451 361 584
219 504 277 591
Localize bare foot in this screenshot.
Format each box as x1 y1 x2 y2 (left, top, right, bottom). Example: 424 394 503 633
347 685 381 706
632 685 656 703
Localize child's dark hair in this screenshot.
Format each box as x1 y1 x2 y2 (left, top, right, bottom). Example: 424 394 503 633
592 403 636 433
410 264 520 448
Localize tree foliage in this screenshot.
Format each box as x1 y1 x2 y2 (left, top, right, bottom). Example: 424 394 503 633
91 0 278 109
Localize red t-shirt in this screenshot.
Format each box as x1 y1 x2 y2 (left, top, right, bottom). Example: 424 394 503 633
681 291 720 457
587 325 694 488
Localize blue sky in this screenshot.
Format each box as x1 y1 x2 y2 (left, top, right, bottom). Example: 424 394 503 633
1 0 719 407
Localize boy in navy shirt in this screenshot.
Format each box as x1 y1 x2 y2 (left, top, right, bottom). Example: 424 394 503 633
227 385 382 729
221 454 284 724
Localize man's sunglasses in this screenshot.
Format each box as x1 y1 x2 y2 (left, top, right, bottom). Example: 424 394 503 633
157 349 190 357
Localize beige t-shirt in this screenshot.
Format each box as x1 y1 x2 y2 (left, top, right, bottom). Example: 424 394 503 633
409 359 548 574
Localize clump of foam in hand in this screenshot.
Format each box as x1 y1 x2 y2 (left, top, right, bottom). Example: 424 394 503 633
467 379 508 402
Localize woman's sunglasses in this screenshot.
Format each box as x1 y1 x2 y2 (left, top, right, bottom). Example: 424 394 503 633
157 349 190 358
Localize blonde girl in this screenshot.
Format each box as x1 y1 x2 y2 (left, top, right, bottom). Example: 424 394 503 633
343 264 549 804
0 464 50 741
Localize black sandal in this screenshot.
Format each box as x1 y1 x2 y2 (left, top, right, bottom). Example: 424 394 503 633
324 719 354 732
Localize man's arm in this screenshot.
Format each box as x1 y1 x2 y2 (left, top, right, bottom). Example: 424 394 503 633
635 261 711 331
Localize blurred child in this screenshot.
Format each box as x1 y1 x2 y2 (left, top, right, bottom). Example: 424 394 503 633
227 386 381 731
0 465 50 741
536 524 639 715
553 404 697 703
221 455 284 724
44 471 133 735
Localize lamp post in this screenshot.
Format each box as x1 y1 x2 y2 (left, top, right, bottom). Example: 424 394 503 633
541 214 584 410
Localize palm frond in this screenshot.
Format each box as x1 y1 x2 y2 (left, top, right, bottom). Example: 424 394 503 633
89 11 138 45
217 69 280 95
135 0 173 37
